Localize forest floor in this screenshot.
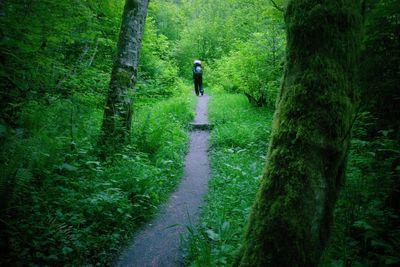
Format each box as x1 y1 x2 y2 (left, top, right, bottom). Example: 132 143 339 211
115 94 211 267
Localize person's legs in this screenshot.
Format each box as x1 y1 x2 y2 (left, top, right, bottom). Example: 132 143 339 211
194 82 199 96
200 83 204 95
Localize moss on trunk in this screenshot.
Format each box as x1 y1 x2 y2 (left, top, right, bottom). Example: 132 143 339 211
100 0 149 149
234 1 364 266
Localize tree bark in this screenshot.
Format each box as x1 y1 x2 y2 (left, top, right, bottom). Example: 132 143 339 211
234 1 364 266
100 0 149 147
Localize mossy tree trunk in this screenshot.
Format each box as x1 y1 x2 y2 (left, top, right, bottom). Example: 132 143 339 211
234 1 364 266
100 0 149 148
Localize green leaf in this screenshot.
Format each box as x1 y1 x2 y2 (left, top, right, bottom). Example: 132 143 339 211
86 161 100 166
222 221 230 231
60 163 78 172
206 229 220 241
62 246 73 255
353 220 374 231
385 256 400 265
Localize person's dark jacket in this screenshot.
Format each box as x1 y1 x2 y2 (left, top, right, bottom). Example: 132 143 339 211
193 64 202 83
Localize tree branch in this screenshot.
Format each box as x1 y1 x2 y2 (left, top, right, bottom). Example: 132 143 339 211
270 0 284 12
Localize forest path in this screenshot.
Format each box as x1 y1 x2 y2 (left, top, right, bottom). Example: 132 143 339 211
115 94 211 267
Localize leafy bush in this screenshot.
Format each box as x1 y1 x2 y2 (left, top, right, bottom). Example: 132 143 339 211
208 31 284 108
133 92 195 157
321 113 400 266
0 0 122 126
0 92 195 265
136 15 181 98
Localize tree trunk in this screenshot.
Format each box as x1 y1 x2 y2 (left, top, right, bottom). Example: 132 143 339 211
100 0 149 148
234 1 364 266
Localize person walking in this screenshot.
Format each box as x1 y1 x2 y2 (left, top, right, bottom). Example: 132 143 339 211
193 60 204 96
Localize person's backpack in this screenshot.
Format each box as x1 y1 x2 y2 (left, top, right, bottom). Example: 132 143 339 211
194 65 202 79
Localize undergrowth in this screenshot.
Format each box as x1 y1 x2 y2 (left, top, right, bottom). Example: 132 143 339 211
185 95 400 266
185 93 273 266
321 112 400 267
0 88 196 266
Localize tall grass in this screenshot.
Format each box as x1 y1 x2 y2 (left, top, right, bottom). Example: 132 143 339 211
0 88 196 265
186 94 400 267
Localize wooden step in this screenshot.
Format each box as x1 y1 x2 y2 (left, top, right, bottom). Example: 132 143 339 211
189 123 213 131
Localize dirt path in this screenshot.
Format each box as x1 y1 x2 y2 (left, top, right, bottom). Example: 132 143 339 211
115 94 211 267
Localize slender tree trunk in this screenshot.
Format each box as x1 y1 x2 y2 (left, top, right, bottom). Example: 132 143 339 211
234 1 364 266
100 0 149 148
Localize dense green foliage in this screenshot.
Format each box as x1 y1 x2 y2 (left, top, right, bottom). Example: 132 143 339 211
321 114 400 266
0 0 122 122
1 0 398 265
359 0 400 135
151 0 285 107
321 1 400 265
0 92 194 265
0 0 193 265
185 0 399 266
